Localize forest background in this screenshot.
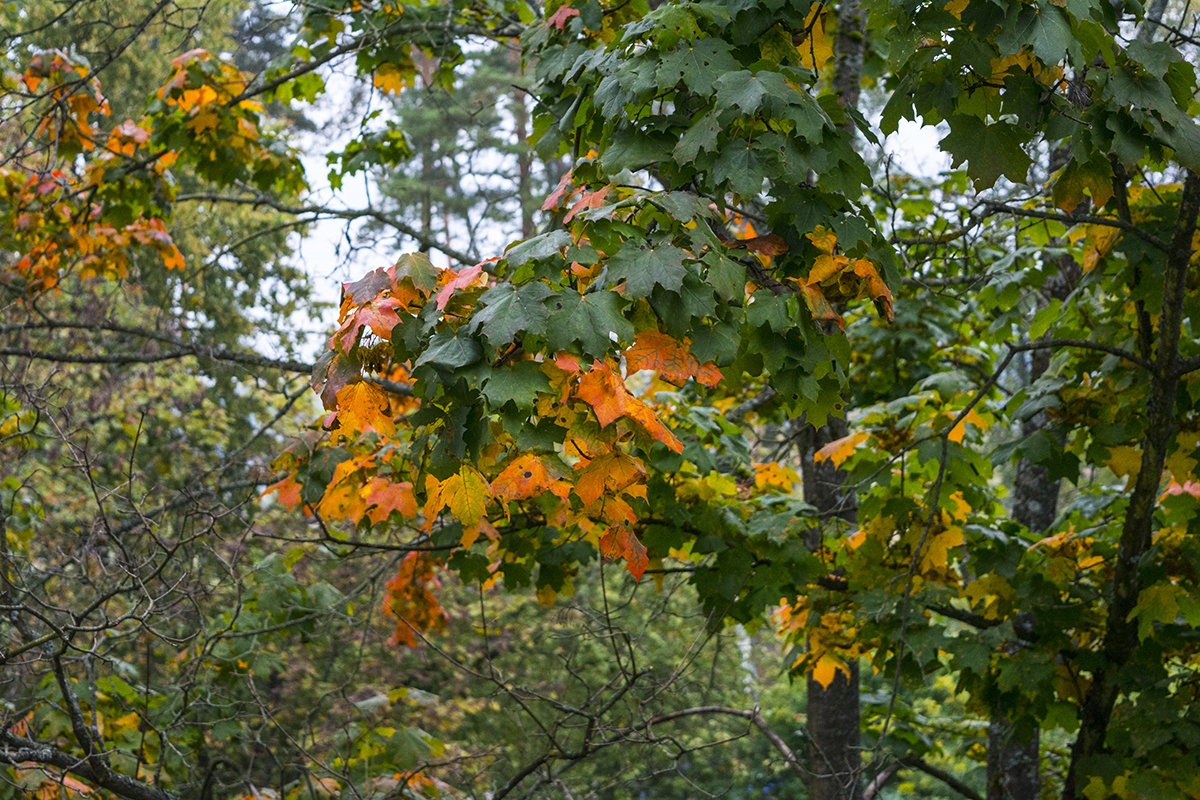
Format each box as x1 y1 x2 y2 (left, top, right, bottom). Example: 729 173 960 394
2 0 1200 799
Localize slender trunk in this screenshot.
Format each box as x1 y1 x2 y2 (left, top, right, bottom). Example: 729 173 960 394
987 379 1051 800
508 46 535 239
1062 172 1200 799
799 6 869 797
801 417 863 800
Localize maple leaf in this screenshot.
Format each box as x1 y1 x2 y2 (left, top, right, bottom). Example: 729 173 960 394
336 295 403 352
807 226 837 253
373 62 409 94
799 284 844 330
599 524 649 580
851 259 895 322
564 186 610 223
624 330 723 388
424 466 489 527
919 524 965 573
575 361 684 452
947 407 987 444
728 233 788 256
335 381 396 436
541 170 573 211
547 4 581 30
808 253 847 284
491 454 571 501
795 6 833 71
753 462 801 492
810 654 850 689
432 264 486 310
575 450 646 506
814 431 869 467
262 473 303 508
363 478 418 524
383 553 448 648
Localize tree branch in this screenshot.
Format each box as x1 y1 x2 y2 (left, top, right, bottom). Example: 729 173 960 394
176 191 478 267
0 730 177 800
647 706 807 784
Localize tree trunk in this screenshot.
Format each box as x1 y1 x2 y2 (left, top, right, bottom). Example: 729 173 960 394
801 418 863 800
508 47 535 239
800 4 870 795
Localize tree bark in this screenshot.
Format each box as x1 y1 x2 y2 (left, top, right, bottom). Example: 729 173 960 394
800 4 870 794
801 417 863 800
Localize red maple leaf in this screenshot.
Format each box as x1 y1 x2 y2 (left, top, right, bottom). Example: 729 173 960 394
541 170 574 211
432 264 485 310
547 5 581 30
599 525 649 580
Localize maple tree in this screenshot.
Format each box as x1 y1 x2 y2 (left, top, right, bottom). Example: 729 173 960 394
5 0 1200 797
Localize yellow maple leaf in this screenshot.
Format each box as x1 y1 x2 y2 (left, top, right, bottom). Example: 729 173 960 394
1106 445 1142 483
1165 430 1200 482
373 62 409 94
810 653 850 688
754 462 801 492
920 524 965 573
796 7 833 71
426 466 489 527
807 225 837 254
814 431 869 467
943 0 968 17
948 406 987 443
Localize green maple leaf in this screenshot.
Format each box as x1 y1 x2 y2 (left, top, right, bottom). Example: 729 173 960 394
715 70 766 114
470 283 553 348
413 332 482 371
545 290 634 356
674 112 720 164
482 362 551 410
997 4 1076 67
505 230 571 266
939 116 1032 190
606 242 689 298
656 39 739 95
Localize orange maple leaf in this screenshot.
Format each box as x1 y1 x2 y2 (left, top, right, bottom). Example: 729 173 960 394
542 170 573 211
624 330 723 388
564 186 610 223
336 295 403 351
383 552 448 648
575 450 646 506
575 361 684 452
363 478 418 524
335 382 396 436
262 474 302 508
851 259 894 322
599 524 649 580
799 283 844 330
491 454 571 501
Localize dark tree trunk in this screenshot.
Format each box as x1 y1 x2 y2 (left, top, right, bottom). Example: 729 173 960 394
800 4 870 795
800 417 863 800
